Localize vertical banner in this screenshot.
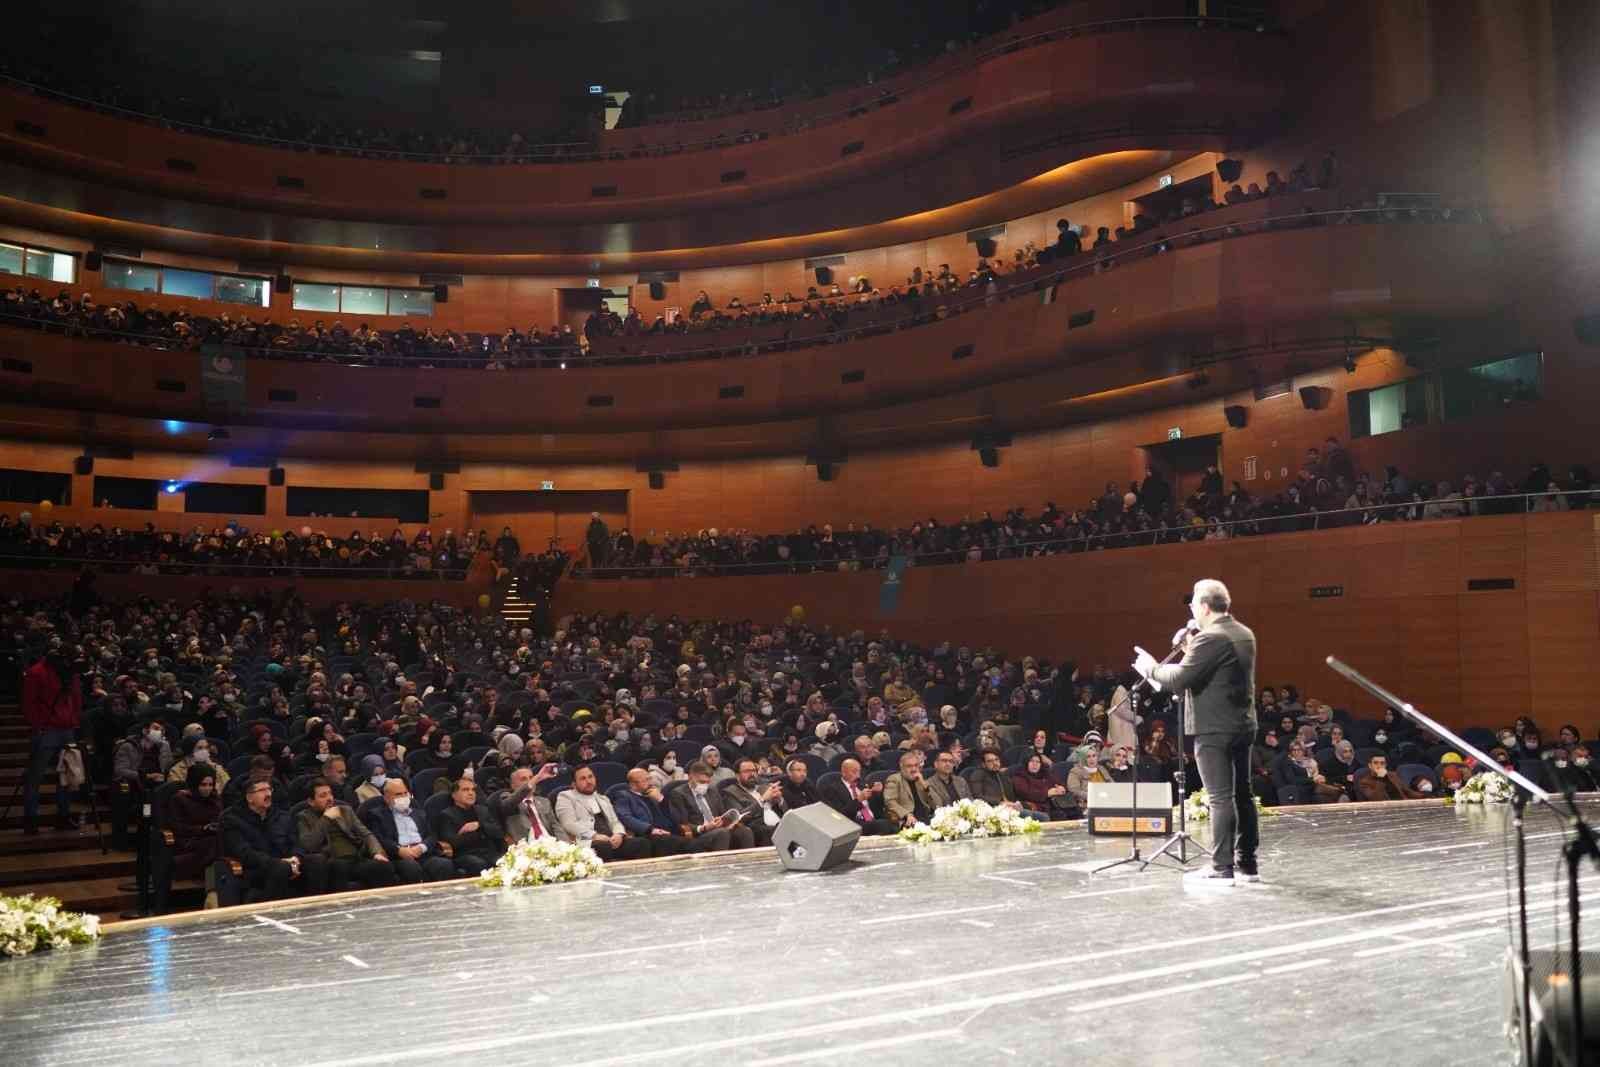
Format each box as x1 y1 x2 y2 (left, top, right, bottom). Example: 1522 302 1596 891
199 344 247 414
879 554 909 615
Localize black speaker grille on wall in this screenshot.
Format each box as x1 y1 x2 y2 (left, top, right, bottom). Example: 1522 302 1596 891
433 284 449 303
1298 386 1332 410
647 471 665 490
419 187 447 200
719 169 746 184
155 378 186 393
1067 309 1096 330
420 273 464 287
1217 158 1244 183
1 357 32 373
978 447 1000 468
975 237 997 259
840 140 864 157
816 462 835 482
428 472 445 491
269 467 285 486
165 157 197 173
275 274 292 294
268 388 297 402
591 184 618 197
814 266 833 286
951 344 974 361
74 456 93 475
718 385 745 399
275 175 305 189
1224 405 1248 428
840 369 865 384
83 250 102 272
948 97 972 114
649 280 666 300
414 396 441 409
587 395 615 407
1575 313 1600 346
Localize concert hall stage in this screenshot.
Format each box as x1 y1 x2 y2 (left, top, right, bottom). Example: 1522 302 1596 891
6 801 1594 1066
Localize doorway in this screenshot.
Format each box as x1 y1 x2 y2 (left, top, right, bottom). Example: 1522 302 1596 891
1129 173 1216 227
469 489 629 555
1142 433 1221 503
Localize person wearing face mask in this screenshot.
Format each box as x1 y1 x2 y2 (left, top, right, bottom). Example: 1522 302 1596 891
1555 746 1599 792
112 718 174 851
1354 754 1426 802
168 734 231 791
353 754 390 805
362 779 455 883
666 761 753 850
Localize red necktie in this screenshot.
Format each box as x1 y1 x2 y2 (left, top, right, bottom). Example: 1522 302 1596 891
522 796 544 839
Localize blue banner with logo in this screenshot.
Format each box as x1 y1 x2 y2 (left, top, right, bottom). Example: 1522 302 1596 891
879 554 908 615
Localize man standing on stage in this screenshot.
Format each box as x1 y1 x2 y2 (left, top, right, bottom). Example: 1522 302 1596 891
1133 578 1259 886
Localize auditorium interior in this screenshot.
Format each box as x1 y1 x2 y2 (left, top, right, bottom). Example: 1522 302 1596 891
1 1 1598 1063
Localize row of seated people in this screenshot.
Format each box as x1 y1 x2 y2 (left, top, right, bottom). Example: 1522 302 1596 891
577 455 1592 578
0 191 1472 371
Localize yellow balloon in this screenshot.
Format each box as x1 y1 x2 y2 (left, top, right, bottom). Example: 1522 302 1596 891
38 499 52 512
271 529 282 538
477 593 492 609
789 604 805 621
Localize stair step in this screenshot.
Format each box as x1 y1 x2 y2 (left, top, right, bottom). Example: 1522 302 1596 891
0 823 124 856
0 848 135 888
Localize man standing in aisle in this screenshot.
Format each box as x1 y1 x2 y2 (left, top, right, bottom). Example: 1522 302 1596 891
1134 579 1258 886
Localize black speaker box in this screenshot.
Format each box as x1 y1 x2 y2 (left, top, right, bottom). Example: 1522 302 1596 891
84 250 103 272
1217 158 1244 183
647 471 664 490
1299 386 1332 410
275 274 292 294
73 455 93 475
975 236 997 259
816 462 835 482
648 280 666 300
1224 404 1248 428
428 472 445 490
433 284 449 304
1503 949 1600 1067
772 803 861 872
1574 313 1600 346
814 266 833 286
978 446 1000 468
268 466 285 486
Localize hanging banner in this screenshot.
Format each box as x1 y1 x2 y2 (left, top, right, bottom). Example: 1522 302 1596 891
199 344 247 413
879 554 909 615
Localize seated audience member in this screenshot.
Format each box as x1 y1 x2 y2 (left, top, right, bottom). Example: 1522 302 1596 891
700 745 736 786
1567 745 1598 792
667 760 755 850
296 778 397 890
1065 746 1108 810
1013 752 1072 817
1354 754 1427 802
555 765 650 861
166 763 222 880
431 777 505 874
494 764 561 842
967 749 1020 808
613 769 702 854
780 758 823 810
353 754 390 805
1272 741 1344 804
362 778 456 883
222 777 329 901
883 750 937 828
717 758 784 845
820 758 897 835
1103 745 1136 784
1550 748 1598 793
1321 739 1361 794
167 735 230 792
924 749 972 808
1434 752 1473 795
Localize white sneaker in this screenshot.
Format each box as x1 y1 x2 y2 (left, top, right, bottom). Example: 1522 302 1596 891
1235 871 1262 884
1183 866 1236 887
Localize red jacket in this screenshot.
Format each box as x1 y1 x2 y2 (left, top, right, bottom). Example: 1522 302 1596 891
22 660 82 732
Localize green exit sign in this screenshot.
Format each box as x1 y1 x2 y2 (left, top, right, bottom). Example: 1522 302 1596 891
1167 427 1183 440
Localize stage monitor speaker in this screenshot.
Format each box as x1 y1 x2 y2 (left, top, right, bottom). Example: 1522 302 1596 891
647 471 664 490
1575 314 1600 346
84 250 103 272
433 284 449 304
268 466 285 486
648 280 666 300
1298 386 1332 410
1217 158 1244 183
814 266 833 286
275 274 292 294
1224 404 1248 428
816 462 835 482
428 472 445 490
773 803 861 872
975 236 997 259
1502 948 1600 1067
73 455 93 475
978 446 1000 468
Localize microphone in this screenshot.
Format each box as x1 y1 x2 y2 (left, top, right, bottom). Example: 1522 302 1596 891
1170 619 1198 647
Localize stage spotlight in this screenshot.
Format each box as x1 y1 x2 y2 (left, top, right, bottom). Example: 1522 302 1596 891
164 482 180 494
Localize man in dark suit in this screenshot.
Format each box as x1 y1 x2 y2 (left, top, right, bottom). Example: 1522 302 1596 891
362 778 455 882
431 777 506 875
820 758 898 835
1136 578 1259 885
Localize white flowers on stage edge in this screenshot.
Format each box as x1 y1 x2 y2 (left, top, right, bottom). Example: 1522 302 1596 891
0 894 101 958
897 798 1044 844
1179 788 1271 823
1448 772 1515 805
477 838 606 889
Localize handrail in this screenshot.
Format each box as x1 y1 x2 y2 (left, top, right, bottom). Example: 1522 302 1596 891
0 16 1278 165
0 204 1473 371
572 491 1582 579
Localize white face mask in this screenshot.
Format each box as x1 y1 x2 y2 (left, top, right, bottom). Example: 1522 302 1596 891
1578 757 1591 768
692 783 708 796
1374 732 1387 744
194 749 211 764
391 795 411 814
1372 767 1387 778
1556 760 1569 769
1417 780 1433 792
662 756 676 769
146 730 164 745
370 773 387 788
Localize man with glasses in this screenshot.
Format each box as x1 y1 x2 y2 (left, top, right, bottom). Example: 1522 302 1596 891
222 776 329 901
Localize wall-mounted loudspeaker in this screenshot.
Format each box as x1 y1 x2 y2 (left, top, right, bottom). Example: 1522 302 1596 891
1298 386 1332 410
275 274 292 294
814 266 833 286
1217 158 1244 183
73 456 93 475
648 280 666 300
1574 313 1600 346
84 250 102 272
433 284 449 304
816 462 835 482
647 471 665 490
428 472 445 490
975 237 997 259
269 466 285 486
1224 405 1248 428
978 447 1000 468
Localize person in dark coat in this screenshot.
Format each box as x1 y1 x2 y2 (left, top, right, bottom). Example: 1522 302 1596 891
819 758 898 835
431 777 505 874
22 649 83 834
221 777 329 901
167 764 222 881
780 758 822 810
1011 753 1069 816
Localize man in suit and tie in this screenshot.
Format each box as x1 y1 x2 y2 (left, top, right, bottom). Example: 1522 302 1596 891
554 765 650 861
820 758 898 836
717 758 784 845
1135 578 1259 886
494 764 562 844
666 761 755 851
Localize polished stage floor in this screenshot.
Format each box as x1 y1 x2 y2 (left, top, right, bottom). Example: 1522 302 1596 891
5 800 1596 1067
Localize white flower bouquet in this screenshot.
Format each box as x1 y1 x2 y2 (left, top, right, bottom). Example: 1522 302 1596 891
1180 788 1271 823
897 798 1044 844
0 894 101 958
1448 772 1514 805
477 838 606 890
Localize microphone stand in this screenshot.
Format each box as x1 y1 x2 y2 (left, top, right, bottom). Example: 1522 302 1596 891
1092 635 1189 876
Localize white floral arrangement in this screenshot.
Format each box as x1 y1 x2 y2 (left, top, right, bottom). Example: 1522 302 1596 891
1179 788 1271 823
1448 771 1514 805
897 798 1044 843
0 894 101 958
476 838 606 889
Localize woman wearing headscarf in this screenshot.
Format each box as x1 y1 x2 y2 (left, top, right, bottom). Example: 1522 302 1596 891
251 724 295 781
167 763 222 880
167 734 230 791
1012 753 1070 818
378 738 406 780
1321 739 1361 795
